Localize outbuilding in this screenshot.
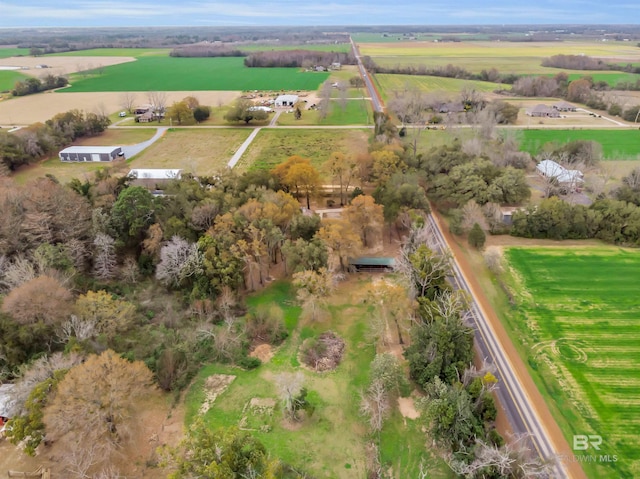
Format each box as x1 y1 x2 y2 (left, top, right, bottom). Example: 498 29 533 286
274 95 299 108
348 257 395 273
128 168 182 189
526 104 560 118
59 146 123 162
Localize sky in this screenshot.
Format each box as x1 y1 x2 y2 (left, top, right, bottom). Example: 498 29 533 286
0 0 638 28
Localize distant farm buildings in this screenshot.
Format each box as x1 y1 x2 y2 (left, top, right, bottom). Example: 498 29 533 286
128 168 182 189
59 146 123 162
526 104 560 118
275 95 299 108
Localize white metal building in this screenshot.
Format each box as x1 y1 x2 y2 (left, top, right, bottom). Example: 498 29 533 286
59 146 123 162
274 95 299 108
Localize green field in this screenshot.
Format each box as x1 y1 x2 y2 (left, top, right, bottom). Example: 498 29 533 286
277 99 372 126
0 70 29 91
234 128 370 172
375 73 500 99
504 247 640 478
49 48 170 57
0 48 30 58
358 41 640 74
184 280 451 478
520 129 640 160
61 57 329 92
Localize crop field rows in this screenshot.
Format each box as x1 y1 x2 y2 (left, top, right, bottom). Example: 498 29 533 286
505 247 640 479
520 129 640 160
375 73 500 99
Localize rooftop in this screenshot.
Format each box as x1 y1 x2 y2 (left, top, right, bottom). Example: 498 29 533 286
348 257 395 267
60 146 122 154
128 169 182 180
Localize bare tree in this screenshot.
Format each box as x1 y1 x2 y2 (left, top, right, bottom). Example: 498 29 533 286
274 372 305 421
338 81 348 111
119 92 136 113
360 379 390 433
147 91 167 121
292 267 336 321
93 233 117 280
318 81 332 120
462 200 488 233
156 236 203 288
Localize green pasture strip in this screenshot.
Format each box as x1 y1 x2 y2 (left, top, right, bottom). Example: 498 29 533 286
127 128 252 174
234 128 370 173
520 129 640 160
504 247 640 479
60 56 329 92
0 70 29 91
375 73 499 99
48 48 170 57
240 43 351 53
277 98 372 127
0 47 30 58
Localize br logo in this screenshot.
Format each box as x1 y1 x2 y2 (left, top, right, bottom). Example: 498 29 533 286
573 435 602 451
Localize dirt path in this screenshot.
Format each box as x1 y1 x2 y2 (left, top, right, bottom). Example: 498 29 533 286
432 210 587 479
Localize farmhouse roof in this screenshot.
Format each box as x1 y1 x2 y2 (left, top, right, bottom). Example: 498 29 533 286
128 169 182 180
527 104 556 115
348 257 396 267
59 146 122 154
275 94 299 103
536 160 583 183
0 383 15 417
553 101 575 110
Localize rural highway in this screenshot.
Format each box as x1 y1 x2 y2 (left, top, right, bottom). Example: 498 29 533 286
424 212 571 478
350 36 383 113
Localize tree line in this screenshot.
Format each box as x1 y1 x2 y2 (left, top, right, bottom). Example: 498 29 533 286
244 49 355 68
0 109 110 174
542 53 640 74
11 73 68 96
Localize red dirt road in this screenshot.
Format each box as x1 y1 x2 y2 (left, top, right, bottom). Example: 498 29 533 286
433 210 587 479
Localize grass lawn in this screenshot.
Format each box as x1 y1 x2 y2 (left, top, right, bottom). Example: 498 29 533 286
502 247 640 479
128 128 252 174
184 278 451 478
61 57 329 92
520 129 640 160
375 73 500 99
48 48 170 57
0 70 29 91
0 48 30 58
278 99 372 126
234 128 370 173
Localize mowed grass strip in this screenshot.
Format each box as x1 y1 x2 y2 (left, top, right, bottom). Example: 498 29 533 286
234 128 370 173
128 128 252 174
505 247 640 479
61 56 329 92
375 73 500 99
520 129 640 160
0 70 29 91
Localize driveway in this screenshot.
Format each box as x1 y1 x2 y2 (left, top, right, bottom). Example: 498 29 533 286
121 127 168 159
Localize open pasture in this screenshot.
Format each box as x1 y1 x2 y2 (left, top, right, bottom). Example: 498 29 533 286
234 128 370 173
0 70 29 92
49 48 170 57
505 247 640 479
375 73 500 99
185 279 450 479
277 98 372 126
359 41 640 74
0 55 136 78
0 48 30 58
128 128 252 174
62 56 329 92
520 129 640 160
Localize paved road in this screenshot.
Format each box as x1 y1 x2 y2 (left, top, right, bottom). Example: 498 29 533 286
350 36 383 113
424 213 573 478
121 126 168 158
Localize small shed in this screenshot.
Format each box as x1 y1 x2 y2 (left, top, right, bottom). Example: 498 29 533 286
59 146 123 162
274 95 299 108
128 168 182 189
349 257 395 273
